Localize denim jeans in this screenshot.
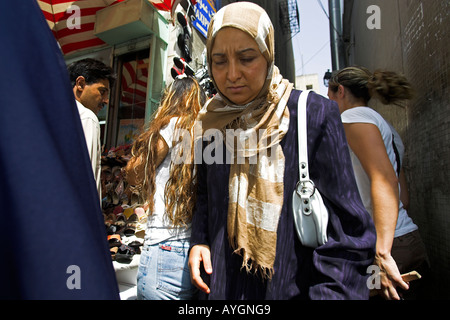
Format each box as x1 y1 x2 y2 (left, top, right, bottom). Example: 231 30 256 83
137 239 197 300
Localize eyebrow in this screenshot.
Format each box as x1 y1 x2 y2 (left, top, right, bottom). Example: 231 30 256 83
98 86 110 94
212 48 259 56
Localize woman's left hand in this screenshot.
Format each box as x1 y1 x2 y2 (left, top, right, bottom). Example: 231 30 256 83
374 253 409 300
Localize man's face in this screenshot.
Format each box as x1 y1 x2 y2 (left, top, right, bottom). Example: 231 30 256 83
76 77 110 115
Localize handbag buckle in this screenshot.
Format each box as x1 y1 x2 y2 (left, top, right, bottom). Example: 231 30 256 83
295 179 316 197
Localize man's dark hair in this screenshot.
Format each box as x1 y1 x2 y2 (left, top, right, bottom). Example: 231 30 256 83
68 58 116 88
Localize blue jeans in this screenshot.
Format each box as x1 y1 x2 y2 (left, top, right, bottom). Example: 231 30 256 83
137 239 197 300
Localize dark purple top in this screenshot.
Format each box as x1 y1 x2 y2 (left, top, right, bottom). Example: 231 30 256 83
190 90 376 300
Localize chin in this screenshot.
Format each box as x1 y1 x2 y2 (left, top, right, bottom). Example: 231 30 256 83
226 95 252 105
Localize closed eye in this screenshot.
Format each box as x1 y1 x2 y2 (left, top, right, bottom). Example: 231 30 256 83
240 57 256 63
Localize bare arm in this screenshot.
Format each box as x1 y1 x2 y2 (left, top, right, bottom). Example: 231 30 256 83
344 122 409 300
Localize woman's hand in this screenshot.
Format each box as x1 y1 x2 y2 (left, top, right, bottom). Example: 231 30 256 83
374 253 409 300
188 244 212 294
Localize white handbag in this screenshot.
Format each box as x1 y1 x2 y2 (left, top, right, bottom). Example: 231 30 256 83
292 90 329 248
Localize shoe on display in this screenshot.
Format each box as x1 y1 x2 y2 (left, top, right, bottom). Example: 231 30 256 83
176 11 192 38
177 33 192 62
174 56 194 76
171 65 184 79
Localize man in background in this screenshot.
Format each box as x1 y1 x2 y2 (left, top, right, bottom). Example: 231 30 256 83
68 58 116 202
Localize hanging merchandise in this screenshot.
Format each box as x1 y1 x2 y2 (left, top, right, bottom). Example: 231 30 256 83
195 68 216 98
171 65 184 79
177 34 192 62
177 11 192 38
176 11 192 62
173 56 195 76
193 48 216 97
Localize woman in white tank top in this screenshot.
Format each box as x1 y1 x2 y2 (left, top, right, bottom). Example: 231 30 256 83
328 67 429 300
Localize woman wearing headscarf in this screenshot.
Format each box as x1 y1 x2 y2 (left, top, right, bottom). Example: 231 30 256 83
188 2 376 300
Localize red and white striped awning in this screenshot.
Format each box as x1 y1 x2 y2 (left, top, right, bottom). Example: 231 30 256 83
37 0 182 56
121 58 149 107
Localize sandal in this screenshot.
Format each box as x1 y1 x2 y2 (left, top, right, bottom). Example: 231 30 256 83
123 213 138 237
113 205 124 216
123 207 134 220
115 244 135 264
128 240 143 254
134 207 147 224
110 246 118 261
114 213 126 233
174 56 194 76
104 213 117 235
107 234 122 248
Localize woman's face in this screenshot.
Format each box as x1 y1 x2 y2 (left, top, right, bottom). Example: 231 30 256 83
327 85 346 114
210 27 268 105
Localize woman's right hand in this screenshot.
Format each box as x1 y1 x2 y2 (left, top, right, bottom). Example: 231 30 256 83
188 244 212 294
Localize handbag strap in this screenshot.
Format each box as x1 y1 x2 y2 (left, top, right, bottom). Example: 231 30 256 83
297 90 312 185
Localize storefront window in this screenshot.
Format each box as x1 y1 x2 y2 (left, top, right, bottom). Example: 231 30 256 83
115 49 149 147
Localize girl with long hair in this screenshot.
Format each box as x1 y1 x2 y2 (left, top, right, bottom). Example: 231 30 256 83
125 76 206 300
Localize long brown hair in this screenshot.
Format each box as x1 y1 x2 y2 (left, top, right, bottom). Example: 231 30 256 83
126 76 206 226
328 66 414 105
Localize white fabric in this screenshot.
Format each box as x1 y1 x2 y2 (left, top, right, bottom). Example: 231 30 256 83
341 107 417 238
76 100 101 202
144 117 191 245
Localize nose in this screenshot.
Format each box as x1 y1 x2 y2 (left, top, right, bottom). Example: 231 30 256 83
227 59 241 82
102 93 109 105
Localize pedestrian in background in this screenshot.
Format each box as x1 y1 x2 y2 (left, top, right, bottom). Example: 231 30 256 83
68 58 116 203
125 76 206 300
328 66 430 300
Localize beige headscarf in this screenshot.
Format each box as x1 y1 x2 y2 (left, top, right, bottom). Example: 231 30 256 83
196 2 293 278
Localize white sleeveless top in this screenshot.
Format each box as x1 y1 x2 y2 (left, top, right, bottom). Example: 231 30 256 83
144 117 191 245
341 107 417 238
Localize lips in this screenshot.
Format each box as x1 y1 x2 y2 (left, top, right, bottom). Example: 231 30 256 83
228 86 245 93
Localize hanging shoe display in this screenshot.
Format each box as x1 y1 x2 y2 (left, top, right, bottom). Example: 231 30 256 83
174 56 194 76
177 33 192 62
177 11 192 39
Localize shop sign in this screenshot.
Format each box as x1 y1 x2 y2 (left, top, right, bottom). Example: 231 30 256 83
193 0 216 38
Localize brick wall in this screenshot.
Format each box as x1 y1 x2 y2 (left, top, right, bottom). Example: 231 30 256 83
345 0 450 298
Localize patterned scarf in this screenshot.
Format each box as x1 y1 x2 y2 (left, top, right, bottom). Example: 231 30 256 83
196 2 293 278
